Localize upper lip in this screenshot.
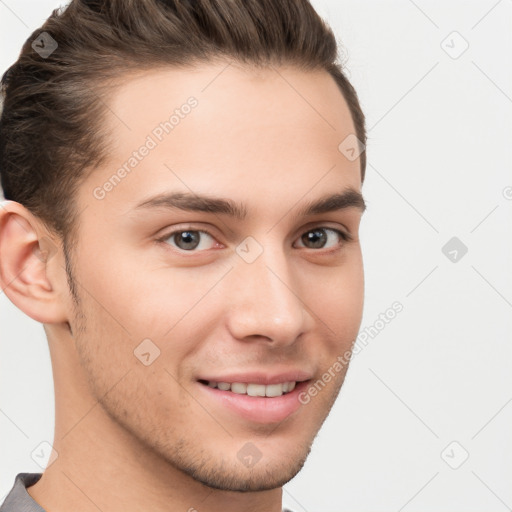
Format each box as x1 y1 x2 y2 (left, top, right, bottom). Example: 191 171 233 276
198 369 313 386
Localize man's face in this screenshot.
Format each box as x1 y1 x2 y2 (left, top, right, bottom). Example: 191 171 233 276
63 62 365 491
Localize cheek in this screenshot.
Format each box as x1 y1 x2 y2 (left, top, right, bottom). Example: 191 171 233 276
74 253 228 385
304 256 364 339
340 261 365 329
82 246 217 331
72 284 194 427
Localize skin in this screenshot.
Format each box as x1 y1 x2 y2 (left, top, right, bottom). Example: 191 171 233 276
0 61 365 512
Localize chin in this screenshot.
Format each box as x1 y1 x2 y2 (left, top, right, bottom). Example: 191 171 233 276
166 441 313 492
195 453 310 492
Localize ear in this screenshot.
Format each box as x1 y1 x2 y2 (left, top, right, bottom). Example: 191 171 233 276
0 200 69 324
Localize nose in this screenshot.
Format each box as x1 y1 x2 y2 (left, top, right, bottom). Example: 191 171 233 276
224 243 314 347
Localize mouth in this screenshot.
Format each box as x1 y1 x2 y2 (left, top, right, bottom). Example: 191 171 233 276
196 374 313 424
198 379 297 397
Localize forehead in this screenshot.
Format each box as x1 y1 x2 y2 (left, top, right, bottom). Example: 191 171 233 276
81 62 362 218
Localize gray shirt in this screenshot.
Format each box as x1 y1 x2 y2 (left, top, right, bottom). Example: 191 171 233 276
0 474 45 512
0 473 296 511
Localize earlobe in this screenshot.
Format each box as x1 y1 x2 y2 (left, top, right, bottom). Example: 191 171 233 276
0 201 69 324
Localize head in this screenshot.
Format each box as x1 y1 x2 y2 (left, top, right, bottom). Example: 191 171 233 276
0 0 366 493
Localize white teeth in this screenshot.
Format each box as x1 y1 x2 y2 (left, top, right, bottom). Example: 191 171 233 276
231 382 247 394
265 383 284 397
205 380 298 396
247 383 266 397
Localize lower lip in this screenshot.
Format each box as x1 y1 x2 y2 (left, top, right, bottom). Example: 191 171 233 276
197 380 310 424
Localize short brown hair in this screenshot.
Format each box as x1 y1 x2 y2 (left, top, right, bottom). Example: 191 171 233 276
0 0 366 249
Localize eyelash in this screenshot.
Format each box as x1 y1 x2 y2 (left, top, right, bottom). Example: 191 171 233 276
155 225 353 254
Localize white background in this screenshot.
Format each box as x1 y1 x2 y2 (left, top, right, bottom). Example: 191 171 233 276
1 1 511 511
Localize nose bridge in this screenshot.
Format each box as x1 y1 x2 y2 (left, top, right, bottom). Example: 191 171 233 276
225 241 311 344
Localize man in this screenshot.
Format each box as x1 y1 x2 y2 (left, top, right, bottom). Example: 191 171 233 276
0 0 367 510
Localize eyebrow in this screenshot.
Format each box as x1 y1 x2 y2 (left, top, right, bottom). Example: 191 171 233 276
134 188 366 220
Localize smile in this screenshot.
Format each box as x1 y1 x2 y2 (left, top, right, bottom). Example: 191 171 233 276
196 376 312 424
199 380 297 397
